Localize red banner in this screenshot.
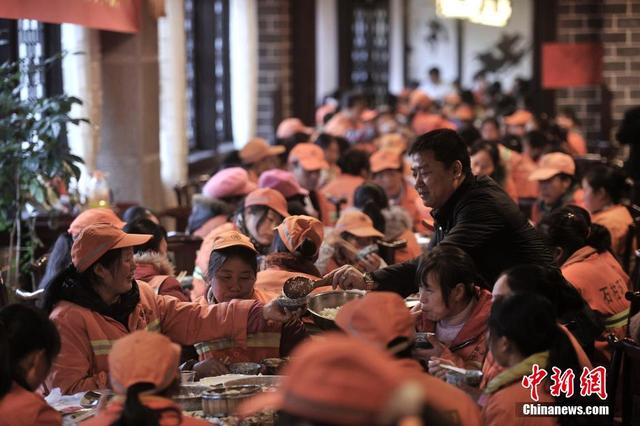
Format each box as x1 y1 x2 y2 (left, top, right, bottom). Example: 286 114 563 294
0 0 141 33
542 43 603 89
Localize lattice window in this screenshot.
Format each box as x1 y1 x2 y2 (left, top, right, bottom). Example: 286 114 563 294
185 0 232 151
350 1 389 105
17 19 45 101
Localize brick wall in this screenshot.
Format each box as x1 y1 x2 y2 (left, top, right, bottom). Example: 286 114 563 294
256 0 293 140
555 0 640 144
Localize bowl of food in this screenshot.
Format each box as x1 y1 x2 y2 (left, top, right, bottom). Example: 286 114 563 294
170 385 212 412
307 290 365 330
202 384 262 416
229 362 263 375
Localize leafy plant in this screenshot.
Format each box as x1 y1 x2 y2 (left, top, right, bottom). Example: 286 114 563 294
0 55 85 288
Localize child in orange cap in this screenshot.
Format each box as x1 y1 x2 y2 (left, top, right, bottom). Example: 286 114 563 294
255 215 324 298
42 224 295 395
80 331 209 426
190 188 288 303
370 149 431 233
0 304 62 426
316 210 387 275
528 152 584 224
287 143 332 225
335 293 482 426
193 230 306 365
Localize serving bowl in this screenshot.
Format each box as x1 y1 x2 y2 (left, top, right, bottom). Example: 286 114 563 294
229 362 263 375
202 384 261 416
170 385 212 411
307 290 365 330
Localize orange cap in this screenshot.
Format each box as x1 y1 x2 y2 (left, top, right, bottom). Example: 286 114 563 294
411 112 456 135
71 223 151 273
239 137 285 165
370 149 403 174
109 330 181 395
245 188 289 219
528 152 575 181
211 230 257 253
276 215 323 256
288 143 329 171
376 133 408 153
504 109 533 126
195 222 237 275
408 89 432 111
68 208 126 238
277 118 314 139
334 211 384 239
336 292 415 353
237 334 417 424
455 103 475 121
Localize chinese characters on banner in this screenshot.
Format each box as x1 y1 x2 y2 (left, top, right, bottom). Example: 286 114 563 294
522 364 608 401
0 0 141 33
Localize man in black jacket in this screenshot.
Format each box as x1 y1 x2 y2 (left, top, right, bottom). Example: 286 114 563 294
331 129 554 296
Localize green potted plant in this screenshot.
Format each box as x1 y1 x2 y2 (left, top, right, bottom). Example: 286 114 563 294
0 56 85 290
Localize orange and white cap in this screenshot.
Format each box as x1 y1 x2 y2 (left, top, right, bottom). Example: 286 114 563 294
334 211 384 239
528 152 576 181
68 208 126 238
370 149 403 174
236 334 423 425
71 223 151 273
336 292 415 353
109 330 181 395
211 230 257 253
245 188 289 219
288 143 329 171
239 137 285 165
276 215 323 256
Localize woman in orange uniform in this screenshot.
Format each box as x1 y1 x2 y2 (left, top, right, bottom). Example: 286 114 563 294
539 206 631 363
194 230 306 365
582 164 634 258
413 246 492 375
482 294 606 426
42 224 293 394
80 331 209 426
0 304 61 426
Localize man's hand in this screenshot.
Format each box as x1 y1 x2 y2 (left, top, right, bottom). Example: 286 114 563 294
355 253 383 272
263 300 303 323
330 265 367 290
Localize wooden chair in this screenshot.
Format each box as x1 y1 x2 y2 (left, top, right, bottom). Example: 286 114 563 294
174 175 209 207
166 232 203 275
607 335 640 425
158 206 193 234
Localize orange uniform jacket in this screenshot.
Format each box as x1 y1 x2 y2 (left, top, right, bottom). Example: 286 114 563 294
506 150 539 200
562 246 631 360
416 287 492 369
321 174 366 224
254 269 321 300
394 181 432 233
592 205 634 258
0 382 61 426
480 323 593 390
80 395 209 426
482 380 557 426
567 131 587 156
394 359 482 426
134 259 189 302
46 281 258 395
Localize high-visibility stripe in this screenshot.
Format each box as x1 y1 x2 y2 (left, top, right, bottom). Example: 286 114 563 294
194 332 281 355
146 319 161 332
604 308 629 329
90 339 115 356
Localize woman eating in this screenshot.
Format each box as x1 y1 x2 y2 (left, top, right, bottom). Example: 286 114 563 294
42 223 293 394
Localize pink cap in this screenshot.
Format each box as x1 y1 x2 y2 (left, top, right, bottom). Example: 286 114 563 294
258 169 309 198
202 167 257 199
529 152 576 181
276 118 314 139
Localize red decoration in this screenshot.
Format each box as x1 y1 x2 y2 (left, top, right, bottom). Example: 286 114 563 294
0 0 141 34
542 43 603 88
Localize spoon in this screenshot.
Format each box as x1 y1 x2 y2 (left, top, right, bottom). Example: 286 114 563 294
80 390 102 408
283 273 335 299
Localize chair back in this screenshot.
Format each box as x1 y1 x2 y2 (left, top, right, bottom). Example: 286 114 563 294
166 232 203 275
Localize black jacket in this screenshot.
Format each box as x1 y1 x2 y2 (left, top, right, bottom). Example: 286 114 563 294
372 175 554 296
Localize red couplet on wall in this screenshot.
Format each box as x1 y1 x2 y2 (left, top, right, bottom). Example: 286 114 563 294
542 43 603 89
0 0 141 33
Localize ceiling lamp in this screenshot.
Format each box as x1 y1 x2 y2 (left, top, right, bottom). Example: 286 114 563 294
435 0 483 20
436 0 512 27
470 0 513 27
